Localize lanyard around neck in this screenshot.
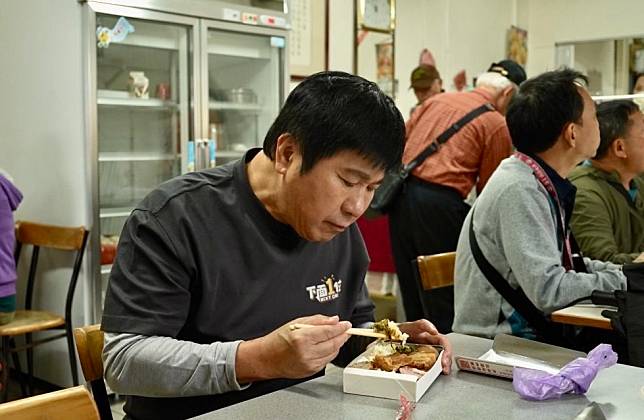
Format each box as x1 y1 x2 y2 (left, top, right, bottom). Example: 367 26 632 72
514 152 574 270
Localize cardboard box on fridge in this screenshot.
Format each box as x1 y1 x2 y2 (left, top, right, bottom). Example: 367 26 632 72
343 343 444 401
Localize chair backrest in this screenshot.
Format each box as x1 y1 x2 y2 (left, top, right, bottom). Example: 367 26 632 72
416 252 456 291
15 221 87 251
74 324 105 382
74 324 113 420
14 221 89 316
0 385 99 420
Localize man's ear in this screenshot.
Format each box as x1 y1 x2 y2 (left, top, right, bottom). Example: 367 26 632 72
431 78 442 93
563 122 576 147
274 133 298 174
495 86 515 113
612 138 628 159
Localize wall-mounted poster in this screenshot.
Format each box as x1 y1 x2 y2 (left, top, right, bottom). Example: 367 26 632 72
376 40 394 96
290 0 328 79
507 25 527 66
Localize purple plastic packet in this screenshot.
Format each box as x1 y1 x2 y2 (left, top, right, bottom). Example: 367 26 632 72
512 344 618 401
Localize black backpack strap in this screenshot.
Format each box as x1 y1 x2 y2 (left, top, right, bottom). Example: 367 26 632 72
405 103 495 173
468 208 553 336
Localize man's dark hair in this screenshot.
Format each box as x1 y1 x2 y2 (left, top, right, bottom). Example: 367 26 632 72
594 99 640 159
506 68 589 154
263 71 404 173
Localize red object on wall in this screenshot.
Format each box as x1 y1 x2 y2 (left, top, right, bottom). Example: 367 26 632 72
356 215 396 273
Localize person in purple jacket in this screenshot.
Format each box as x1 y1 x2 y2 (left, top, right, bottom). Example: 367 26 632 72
0 171 22 325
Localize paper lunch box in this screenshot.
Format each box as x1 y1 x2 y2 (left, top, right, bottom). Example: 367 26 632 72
343 343 444 401
455 334 586 379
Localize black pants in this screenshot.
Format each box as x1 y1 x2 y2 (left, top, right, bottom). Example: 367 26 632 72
389 178 470 332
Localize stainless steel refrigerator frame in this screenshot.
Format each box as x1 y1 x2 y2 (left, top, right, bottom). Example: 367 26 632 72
82 0 289 322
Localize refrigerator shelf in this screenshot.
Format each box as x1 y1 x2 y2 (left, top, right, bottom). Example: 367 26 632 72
209 100 261 112
98 91 178 109
99 152 180 162
112 35 182 51
207 47 274 61
215 151 246 158
99 207 134 219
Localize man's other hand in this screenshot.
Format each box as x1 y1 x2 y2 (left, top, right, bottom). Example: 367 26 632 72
398 319 453 374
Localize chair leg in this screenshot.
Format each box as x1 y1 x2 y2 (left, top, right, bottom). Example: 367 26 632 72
411 259 431 319
66 325 79 386
91 379 114 420
9 338 27 397
26 332 34 395
1 336 9 402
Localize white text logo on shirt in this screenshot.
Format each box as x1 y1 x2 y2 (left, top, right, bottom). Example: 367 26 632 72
306 274 342 303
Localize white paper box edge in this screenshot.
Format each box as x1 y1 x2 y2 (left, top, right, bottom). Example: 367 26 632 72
343 348 443 401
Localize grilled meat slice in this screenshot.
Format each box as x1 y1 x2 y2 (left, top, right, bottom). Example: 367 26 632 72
372 345 438 372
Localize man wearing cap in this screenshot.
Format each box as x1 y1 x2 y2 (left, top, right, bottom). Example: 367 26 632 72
389 59 526 330
410 64 443 116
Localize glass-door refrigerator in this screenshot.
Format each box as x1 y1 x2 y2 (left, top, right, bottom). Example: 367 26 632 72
86 3 199 317
85 1 289 321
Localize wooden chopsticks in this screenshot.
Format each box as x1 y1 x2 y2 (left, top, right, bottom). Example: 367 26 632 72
288 323 389 340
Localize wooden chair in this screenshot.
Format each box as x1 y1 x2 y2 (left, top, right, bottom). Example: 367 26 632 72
413 252 457 330
0 385 99 419
74 324 112 420
415 252 456 291
0 221 89 401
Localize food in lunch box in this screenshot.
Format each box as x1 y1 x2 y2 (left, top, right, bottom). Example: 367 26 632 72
373 319 409 344
373 345 438 372
349 341 438 376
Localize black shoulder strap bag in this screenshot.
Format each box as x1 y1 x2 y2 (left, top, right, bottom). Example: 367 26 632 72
365 103 495 219
594 265 644 367
613 263 644 367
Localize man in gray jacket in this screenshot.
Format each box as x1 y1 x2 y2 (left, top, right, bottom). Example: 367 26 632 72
453 69 627 339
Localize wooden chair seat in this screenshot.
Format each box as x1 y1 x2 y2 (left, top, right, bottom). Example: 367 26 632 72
0 385 99 419
0 310 65 336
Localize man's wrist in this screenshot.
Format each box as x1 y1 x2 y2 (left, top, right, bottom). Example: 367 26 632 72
235 338 272 383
